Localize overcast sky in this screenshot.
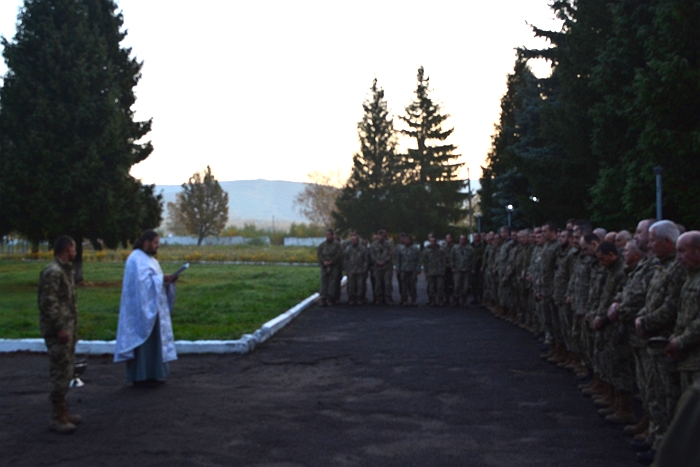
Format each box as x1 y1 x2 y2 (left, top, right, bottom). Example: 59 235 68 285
0 1 561 186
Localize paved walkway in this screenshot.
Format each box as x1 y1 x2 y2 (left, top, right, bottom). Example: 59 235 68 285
1 278 636 466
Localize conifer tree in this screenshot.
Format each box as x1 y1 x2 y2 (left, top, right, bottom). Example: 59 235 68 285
398 67 466 237
0 0 160 280
334 79 401 239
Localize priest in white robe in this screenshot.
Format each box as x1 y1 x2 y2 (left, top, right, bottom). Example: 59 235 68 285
114 230 178 384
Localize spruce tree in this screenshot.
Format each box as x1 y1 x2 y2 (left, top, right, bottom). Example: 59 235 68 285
0 0 161 280
399 67 466 238
334 79 401 239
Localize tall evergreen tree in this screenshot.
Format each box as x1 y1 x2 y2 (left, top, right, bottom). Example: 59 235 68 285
334 79 401 239
0 0 161 280
399 67 467 238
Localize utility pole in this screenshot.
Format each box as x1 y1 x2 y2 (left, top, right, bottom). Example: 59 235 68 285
654 166 663 220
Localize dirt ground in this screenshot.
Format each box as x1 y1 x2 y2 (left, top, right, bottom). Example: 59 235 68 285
1 279 638 467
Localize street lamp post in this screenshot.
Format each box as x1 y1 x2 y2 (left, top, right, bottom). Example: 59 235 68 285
506 204 514 228
476 213 482 234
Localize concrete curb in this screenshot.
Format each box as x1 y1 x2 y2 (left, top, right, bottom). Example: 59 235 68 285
0 276 347 356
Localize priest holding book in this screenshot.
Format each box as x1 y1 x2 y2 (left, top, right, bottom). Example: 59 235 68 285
114 230 179 385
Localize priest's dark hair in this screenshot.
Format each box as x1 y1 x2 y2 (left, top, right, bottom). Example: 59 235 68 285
53 236 75 256
133 229 159 250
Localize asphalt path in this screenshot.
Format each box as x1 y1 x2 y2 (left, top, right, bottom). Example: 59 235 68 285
1 277 637 466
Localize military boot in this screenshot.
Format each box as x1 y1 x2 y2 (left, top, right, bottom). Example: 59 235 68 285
49 400 77 434
598 391 621 416
593 382 615 407
606 392 636 425
624 415 649 436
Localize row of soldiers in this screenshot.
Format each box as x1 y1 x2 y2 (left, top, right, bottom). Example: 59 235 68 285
316 228 482 307
479 219 700 465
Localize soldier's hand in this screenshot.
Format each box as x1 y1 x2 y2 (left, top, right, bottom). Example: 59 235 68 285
665 339 683 360
592 316 604 331
566 296 572 305
57 328 70 344
635 317 646 338
164 274 179 283
607 303 619 322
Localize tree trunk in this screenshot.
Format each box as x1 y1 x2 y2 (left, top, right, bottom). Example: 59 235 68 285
197 234 204 246
73 237 84 283
31 240 39 253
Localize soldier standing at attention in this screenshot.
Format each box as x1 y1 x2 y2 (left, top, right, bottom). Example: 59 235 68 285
666 231 700 395
451 234 474 307
395 233 406 297
343 233 369 305
424 233 447 306
396 234 421 306
471 233 485 304
634 220 686 464
370 229 394 305
442 233 455 305
38 236 82 434
317 228 342 306
537 222 561 360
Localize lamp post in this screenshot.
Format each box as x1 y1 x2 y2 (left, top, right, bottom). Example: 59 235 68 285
506 204 514 228
476 213 482 234
654 166 663 220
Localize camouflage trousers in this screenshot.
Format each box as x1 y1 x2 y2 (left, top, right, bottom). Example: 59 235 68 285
320 265 341 302
373 267 393 302
578 318 595 369
470 271 483 301
647 348 681 449
346 273 366 302
556 301 573 351
426 275 445 303
444 268 454 301
453 271 470 299
570 314 586 364
542 297 559 343
45 334 76 404
680 370 700 396
498 279 514 310
595 325 635 391
633 345 654 414
399 271 418 302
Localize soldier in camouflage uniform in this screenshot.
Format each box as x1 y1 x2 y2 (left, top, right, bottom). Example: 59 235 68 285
591 242 632 423
567 228 594 377
442 234 455 305
501 232 521 320
537 222 561 360
553 229 576 365
317 229 343 306
451 234 474 306
38 236 82 434
471 233 486 304
634 221 686 459
395 233 406 297
343 234 369 305
396 234 421 306
495 227 515 316
482 232 496 304
370 229 394 305
423 233 447 306
667 231 700 396
529 228 545 335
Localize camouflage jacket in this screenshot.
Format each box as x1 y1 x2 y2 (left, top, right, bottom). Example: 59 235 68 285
529 245 543 289
397 244 421 273
423 244 446 276
639 253 687 338
672 268 700 371
586 262 608 321
538 239 559 296
568 253 593 316
317 240 342 268
515 244 533 285
553 246 576 304
343 243 368 275
496 241 515 278
502 243 520 282
38 259 78 338
596 257 626 320
451 244 474 272
370 239 394 270
441 243 455 268
613 256 656 324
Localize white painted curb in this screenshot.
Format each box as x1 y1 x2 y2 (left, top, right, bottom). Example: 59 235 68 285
0 276 347 356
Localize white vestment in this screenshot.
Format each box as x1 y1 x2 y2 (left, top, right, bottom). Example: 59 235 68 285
113 249 177 363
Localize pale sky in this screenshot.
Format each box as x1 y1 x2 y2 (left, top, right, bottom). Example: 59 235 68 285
0 1 560 186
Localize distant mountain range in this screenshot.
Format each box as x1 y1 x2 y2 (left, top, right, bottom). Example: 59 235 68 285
156 178 482 229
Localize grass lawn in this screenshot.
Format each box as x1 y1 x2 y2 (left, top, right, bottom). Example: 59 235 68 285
0 261 320 340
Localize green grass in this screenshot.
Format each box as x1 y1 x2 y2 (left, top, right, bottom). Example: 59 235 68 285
0 261 319 340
